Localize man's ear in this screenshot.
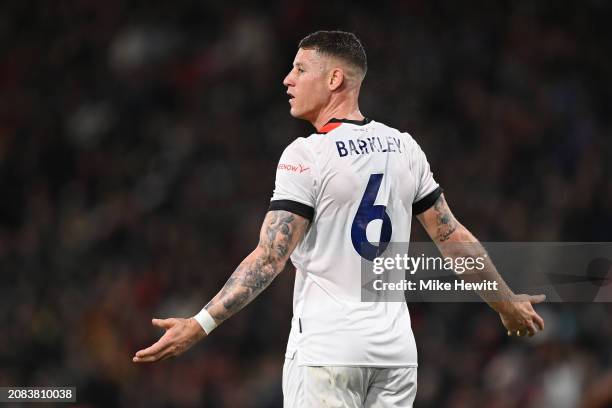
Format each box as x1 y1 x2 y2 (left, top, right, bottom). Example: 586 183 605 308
328 68 344 91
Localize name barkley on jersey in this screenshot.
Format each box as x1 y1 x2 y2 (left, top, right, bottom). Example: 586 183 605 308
335 135 402 157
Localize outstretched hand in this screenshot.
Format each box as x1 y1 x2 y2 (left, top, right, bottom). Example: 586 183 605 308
498 294 546 337
133 318 206 363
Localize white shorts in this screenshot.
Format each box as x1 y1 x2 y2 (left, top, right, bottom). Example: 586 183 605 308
282 355 417 407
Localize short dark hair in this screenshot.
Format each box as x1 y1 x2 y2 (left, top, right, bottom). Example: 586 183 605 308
298 30 367 76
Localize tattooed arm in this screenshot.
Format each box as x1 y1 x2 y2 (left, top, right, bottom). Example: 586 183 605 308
416 194 545 337
416 194 513 300
204 210 309 323
133 210 310 363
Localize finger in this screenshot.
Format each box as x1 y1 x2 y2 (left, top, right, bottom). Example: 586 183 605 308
133 354 161 363
152 318 174 329
144 343 178 362
133 346 165 362
528 294 546 304
533 313 545 331
525 321 537 337
135 338 170 359
514 294 528 302
159 349 178 361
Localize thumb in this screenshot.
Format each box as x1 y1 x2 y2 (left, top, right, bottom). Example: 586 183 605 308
528 294 546 304
152 318 173 330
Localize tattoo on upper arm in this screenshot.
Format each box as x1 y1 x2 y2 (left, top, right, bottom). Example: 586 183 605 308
264 211 296 260
433 194 458 242
205 210 309 322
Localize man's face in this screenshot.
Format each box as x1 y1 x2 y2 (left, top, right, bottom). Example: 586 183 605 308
283 48 330 122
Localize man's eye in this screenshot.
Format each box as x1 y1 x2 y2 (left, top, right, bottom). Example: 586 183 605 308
297 68 305 73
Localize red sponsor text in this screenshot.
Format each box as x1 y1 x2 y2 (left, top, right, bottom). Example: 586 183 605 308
278 163 310 173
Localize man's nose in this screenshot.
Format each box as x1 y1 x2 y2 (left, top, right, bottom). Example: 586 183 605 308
283 73 293 87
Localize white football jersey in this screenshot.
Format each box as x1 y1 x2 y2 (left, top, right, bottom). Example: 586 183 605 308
270 118 441 366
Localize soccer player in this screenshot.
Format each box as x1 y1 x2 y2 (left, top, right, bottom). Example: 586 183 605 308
133 31 545 407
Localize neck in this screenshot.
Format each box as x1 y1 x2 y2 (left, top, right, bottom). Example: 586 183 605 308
312 96 364 131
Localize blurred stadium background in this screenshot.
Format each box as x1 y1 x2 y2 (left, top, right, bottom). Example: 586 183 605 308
1 0 611 407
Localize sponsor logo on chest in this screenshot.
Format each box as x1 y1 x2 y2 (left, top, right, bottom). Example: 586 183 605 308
277 163 310 173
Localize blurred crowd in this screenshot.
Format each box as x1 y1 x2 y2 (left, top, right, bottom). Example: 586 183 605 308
1 0 611 407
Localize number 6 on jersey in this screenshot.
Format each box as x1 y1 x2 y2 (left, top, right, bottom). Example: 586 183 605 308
351 173 393 261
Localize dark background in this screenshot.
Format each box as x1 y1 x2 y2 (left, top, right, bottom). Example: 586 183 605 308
1 0 611 407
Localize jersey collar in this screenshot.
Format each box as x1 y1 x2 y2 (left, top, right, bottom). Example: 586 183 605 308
317 117 371 134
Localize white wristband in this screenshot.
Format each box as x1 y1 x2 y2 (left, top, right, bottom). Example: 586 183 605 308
193 308 218 334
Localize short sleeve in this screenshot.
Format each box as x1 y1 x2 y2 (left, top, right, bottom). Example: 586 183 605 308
411 138 442 215
269 138 316 220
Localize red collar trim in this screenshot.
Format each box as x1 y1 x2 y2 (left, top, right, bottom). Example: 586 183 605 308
318 122 343 134
317 117 370 134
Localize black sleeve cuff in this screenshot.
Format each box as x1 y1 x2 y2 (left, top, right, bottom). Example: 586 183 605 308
412 186 443 215
269 200 314 221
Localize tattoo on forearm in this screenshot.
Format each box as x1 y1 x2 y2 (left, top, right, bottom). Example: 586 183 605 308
433 195 458 242
205 211 309 323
